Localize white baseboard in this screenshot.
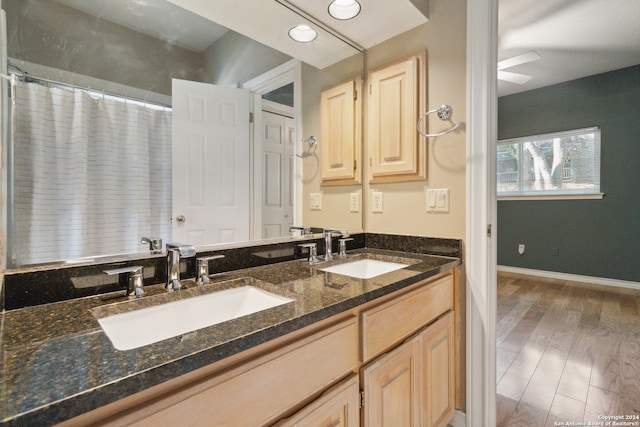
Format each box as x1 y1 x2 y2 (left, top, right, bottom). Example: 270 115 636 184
448 410 466 427
497 265 640 290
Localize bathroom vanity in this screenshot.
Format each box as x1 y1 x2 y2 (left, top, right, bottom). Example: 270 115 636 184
0 237 463 426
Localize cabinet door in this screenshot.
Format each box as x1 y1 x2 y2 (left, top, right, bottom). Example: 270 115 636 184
275 375 360 427
368 51 426 183
362 311 456 427
362 336 421 427
320 77 361 185
419 312 455 427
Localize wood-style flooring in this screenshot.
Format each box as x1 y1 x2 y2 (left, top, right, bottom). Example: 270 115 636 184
496 272 640 426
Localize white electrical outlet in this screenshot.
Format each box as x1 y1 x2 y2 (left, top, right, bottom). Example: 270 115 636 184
310 193 322 210
518 244 525 255
349 192 360 213
372 192 383 213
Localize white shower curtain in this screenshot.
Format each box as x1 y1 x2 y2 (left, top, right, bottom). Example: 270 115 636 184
12 81 172 265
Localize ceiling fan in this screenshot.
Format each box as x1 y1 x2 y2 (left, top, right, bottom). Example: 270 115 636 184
497 51 541 84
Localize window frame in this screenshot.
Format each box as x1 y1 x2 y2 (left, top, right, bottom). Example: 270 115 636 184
497 126 603 200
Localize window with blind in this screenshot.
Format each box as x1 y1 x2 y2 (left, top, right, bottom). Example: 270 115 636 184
497 127 601 198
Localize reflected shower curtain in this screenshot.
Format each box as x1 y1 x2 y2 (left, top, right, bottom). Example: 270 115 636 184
12 81 172 265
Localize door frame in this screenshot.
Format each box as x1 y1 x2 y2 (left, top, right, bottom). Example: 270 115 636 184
465 0 498 425
243 59 302 240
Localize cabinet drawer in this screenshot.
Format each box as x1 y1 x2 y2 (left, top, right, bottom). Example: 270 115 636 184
133 317 359 427
275 375 360 427
362 274 453 361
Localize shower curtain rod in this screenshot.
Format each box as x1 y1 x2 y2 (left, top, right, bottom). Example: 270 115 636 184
1 69 171 110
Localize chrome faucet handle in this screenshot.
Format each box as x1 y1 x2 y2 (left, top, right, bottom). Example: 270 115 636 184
290 226 312 235
298 242 319 264
104 265 144 298
140 236 163 253
338 238 354 258
196 255 225 285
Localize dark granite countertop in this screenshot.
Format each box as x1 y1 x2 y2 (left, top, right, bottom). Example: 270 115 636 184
0 248 460 426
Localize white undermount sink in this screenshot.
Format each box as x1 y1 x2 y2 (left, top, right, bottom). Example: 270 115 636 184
97 286 294 351
320 259 409 279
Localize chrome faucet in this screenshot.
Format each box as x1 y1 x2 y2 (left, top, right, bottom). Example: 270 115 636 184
166 243 196 291
323 229 349 261
289 225 312 236
141 236 163 253
104 265 144 299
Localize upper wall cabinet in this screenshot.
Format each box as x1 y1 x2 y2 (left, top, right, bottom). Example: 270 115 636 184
368 51 427 183
320 76 362 186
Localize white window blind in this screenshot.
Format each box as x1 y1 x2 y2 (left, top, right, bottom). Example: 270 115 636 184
497 127 601 198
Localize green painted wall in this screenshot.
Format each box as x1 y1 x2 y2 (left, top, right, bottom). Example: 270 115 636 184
497 65 640 282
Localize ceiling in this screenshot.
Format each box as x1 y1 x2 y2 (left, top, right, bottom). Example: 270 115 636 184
54 0 428 69
498 0 640 97
54 0 640 93
54 0 228 53
284 0 428 49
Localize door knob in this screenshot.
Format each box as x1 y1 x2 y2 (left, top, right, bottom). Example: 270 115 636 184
176 214 186 224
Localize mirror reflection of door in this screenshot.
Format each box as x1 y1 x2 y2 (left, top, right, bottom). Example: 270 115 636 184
171 78 251 245
261 108 294 238
257 81 296 239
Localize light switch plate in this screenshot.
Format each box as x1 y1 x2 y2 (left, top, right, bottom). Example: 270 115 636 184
372 192 383 213
310 192 322 210
349 192 360 213
426 188 449 213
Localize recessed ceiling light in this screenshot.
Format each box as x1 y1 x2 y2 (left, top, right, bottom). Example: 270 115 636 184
288 24 318 43
328 0 361 20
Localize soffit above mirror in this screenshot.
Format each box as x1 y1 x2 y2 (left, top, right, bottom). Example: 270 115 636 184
53 0 228 53
285 0 428 49
165 0 357 69
53 0 427 69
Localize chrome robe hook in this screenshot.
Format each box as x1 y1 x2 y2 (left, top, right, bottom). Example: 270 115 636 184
417 104 459 137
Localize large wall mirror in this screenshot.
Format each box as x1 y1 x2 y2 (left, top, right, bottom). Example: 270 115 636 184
2 0 364 268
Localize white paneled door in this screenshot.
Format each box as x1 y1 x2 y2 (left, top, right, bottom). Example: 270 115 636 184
261 111 294 239
171 79 250 245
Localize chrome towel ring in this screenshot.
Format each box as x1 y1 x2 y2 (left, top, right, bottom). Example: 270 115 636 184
296 136 318 158
417 104 459 137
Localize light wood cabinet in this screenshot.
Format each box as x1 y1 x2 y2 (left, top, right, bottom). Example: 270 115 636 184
421 311 456 427
134 318 358 427
362 333 421 426
320 76 361 186
62 317 359 427
275 375 360 427
361 273 453 362
368 51 427 183
362 312 455 427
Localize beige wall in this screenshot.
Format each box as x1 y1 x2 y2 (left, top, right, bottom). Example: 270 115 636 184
301 56 364 232
363 0 467 239
300 0 467 239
